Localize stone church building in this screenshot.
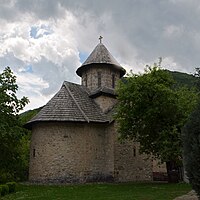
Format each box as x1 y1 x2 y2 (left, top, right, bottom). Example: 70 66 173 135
26 39 166 183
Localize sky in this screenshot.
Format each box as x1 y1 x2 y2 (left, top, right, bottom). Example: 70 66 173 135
1 0 200 111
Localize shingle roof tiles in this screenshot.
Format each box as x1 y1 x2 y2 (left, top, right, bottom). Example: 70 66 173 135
76 43 126 77
82 43 121 66
65 82 108 122
26 81 110 127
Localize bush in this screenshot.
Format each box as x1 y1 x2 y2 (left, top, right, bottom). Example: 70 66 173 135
183 102 200 198
0 184 9 196
0 171 13 184
6 182 17 193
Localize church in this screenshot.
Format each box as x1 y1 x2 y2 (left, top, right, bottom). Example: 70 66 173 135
26 37 166 183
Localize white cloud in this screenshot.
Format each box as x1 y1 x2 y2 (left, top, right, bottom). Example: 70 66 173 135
16 71 51 112
0 9 83 111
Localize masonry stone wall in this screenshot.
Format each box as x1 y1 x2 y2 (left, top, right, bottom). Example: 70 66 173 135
114 141 153 182
93 95 117 113
152 159 168 181
29 122 114 183
29 121 154 183
81 64 121 91
108 123 153 182
153 160 167 173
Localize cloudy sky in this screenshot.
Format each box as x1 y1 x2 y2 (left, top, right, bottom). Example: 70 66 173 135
1 0 200 111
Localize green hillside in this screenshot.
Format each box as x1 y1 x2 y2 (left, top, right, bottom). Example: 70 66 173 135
20 107 42 125
168 70 197 88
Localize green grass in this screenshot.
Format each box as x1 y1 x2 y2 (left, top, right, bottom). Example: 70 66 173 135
1 182 191 200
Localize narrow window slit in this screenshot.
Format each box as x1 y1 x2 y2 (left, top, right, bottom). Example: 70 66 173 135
85 74 87 87
98 72 101 87
112 74 115 88
133 147 136 157
33 148 36 158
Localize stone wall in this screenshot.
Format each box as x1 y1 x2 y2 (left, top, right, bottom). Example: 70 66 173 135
29 121 154 184
94 95 117 113
153 160 167 173
29 122 114 183
152 160 167 181
114 142 153 182
110 123 153 182
81 64 121 91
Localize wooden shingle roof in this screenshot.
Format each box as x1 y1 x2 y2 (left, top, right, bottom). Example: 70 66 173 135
82 43 121 66
26 81 110 128
76 43 126 77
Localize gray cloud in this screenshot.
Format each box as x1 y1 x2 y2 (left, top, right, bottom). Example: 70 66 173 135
1 0 200 110
15 0 65 19
0 52 25 71
57 0 200 71
32 56 80 96
2 0 200 70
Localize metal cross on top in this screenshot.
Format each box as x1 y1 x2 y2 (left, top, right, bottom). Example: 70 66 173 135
99 36 103 43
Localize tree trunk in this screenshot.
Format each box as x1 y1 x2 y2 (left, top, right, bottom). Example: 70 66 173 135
166 160 182 183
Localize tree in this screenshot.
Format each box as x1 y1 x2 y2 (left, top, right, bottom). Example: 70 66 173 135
182 68 200 197
182 102 200 197
0 66 29 182
115 65 197 182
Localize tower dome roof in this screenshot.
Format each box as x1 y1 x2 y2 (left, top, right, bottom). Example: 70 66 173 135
76 42 126 77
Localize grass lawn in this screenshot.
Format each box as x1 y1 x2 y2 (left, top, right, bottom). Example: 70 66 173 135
1 182 191 200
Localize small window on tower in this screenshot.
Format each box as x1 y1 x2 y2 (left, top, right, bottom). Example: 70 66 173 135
112 74 115 88
98 72 101 87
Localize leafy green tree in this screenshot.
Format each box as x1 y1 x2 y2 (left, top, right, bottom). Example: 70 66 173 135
182 102 200 197
115 65 197 182
0 66 29 182
182 68 200 197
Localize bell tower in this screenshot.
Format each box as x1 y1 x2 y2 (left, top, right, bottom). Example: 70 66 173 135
76 37 126 112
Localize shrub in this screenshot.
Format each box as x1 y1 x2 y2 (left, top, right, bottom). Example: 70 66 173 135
0 171 13 184
0 186 2 196
0 184 9 196
6 182 17 193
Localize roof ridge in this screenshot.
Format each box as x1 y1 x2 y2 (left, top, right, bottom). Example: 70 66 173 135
64 82 90 123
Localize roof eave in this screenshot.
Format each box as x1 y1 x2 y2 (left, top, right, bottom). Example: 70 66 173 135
76 63 126 77
89 90 117 99
24 119 110 130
